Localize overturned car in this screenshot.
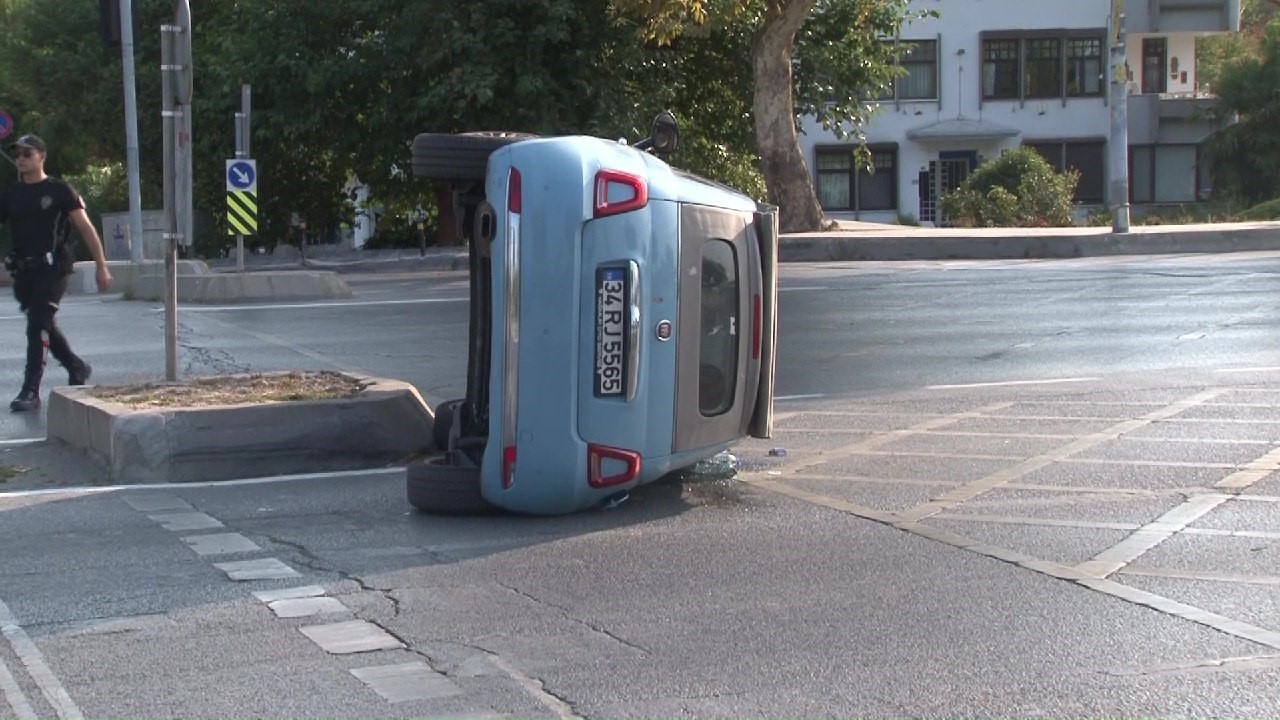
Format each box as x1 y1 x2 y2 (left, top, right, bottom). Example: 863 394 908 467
408 114 778 515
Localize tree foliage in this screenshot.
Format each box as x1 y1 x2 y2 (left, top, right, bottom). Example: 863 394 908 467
1198 0 1280 91
0 0 909 254
612 0 910 231
1204 19 1280 205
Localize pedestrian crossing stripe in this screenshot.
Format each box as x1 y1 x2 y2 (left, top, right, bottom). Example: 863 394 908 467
227 190 258 235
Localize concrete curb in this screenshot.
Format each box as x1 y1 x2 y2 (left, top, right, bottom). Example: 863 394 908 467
46 373 436 484
128 269 354 303
779 222 1280 261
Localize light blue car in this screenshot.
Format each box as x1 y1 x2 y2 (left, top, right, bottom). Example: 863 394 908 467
407 114 778 515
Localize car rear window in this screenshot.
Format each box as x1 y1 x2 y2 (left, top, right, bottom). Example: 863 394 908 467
699 240 739 416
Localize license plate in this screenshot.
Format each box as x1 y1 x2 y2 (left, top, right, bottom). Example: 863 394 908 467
594 267 628 397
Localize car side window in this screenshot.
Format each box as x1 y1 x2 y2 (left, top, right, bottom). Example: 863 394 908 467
699 240 739 416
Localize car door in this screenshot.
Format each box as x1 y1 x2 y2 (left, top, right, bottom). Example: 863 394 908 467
672 203 767 452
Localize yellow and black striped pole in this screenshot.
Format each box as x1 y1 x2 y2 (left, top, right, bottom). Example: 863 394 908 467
227 189 257 235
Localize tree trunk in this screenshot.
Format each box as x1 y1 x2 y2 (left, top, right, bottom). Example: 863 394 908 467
752 0 825 233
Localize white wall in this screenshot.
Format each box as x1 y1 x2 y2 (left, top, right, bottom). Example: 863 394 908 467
798 0 1213 223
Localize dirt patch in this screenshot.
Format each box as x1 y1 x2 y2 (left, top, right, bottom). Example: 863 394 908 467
87 371 365 409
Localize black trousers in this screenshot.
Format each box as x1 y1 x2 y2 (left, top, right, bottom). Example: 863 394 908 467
12 265 80 392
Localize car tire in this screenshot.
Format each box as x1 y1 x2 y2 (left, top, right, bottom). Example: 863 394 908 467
432 398 463 451
411 132 535 182
406 457 495 515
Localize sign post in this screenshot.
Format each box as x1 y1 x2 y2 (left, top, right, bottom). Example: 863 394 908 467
226 158 258 266
232 85 253 272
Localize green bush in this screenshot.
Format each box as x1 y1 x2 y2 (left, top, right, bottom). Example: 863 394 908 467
1237 197 1280 220
941 148 1079 227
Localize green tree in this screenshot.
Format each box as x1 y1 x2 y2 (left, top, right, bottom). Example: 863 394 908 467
1198 0 1280 91
0 0 168 199
1204 20 1280 204
609 0 910 232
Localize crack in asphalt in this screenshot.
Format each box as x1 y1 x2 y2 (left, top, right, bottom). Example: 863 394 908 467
496 582 651 656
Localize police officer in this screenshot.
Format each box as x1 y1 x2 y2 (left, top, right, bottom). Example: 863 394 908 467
0 134 112 411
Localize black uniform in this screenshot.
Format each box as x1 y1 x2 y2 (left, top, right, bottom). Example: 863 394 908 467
0 177 88 395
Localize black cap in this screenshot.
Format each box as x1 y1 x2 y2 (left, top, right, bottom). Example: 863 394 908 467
10 134 46 153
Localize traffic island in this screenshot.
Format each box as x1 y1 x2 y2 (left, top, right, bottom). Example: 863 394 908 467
46 372 436 484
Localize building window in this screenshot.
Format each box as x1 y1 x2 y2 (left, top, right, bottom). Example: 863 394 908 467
815 146 898 212
898 40 938 100
878 40 938 101
982 39 1020 99
1142 37 1168 94
1025 140 1106 203
1066 38 1103 96
982 31 1106 101
1025 38 1062 98
1130 143 1202 202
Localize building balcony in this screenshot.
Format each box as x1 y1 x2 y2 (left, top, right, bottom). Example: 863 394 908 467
1127 92 1229 145
1125 0 1241 34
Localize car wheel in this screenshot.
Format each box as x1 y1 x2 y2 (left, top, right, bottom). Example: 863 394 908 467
406 457 495 515
432 398 463 451
411 132 535 182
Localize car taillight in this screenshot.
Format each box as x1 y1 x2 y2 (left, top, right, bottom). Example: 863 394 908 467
503 445 517 489
502 167 521 489
594 169 648 218
587 444 641 488
752 292 761 360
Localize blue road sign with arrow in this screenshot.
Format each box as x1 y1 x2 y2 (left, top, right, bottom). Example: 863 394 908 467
0 111 13 140
225 159 257 192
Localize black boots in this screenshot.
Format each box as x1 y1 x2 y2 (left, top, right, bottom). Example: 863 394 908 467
11 360 91 412
10 388 39 412
68 359 92 386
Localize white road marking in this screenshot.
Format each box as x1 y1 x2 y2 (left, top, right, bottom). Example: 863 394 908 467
147 511 223 532
775 393 827 401
0 652 37 720
213 558 300 581
299 620 403 654
928 377 1098 390
778 286 831 292
350 662 464 703
1216 366 1280 374
253 586 326 603
0 438 41 447
0 597 83 719
182 532 260 556
268 597 349 619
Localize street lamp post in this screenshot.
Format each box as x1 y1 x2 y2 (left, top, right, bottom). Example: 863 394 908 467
1109 0 1131 233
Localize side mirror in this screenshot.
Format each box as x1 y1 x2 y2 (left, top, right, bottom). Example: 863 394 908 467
632 110 679 154
650 110 678 153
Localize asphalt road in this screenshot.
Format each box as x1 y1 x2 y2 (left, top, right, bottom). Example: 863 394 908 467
2 253 1280 717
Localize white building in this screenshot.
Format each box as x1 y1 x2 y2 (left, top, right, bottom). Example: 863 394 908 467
797 0 1241 225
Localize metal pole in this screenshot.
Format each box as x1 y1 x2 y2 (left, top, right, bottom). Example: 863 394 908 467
161 24 179 381
1109 0 1131 233
234 111 245 273
234 85 251 272
120 0 145 263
